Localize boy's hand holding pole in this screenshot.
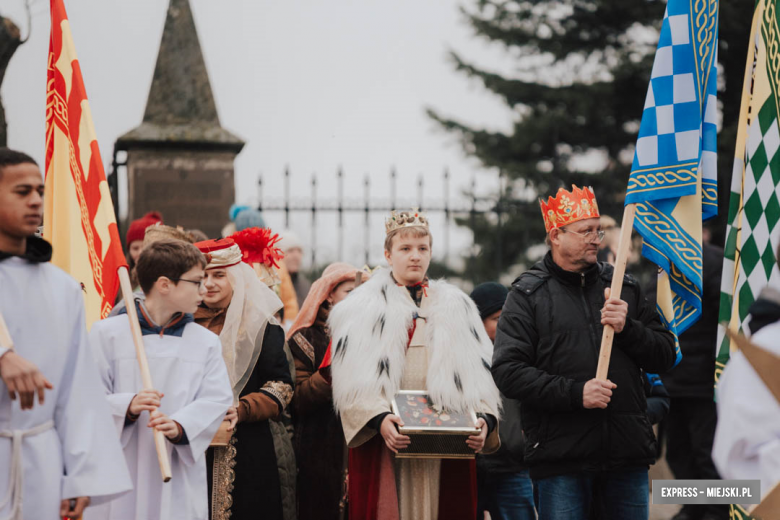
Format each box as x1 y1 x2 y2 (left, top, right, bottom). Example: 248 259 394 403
148 411 181 440
129 389 163 415
118 266 173 482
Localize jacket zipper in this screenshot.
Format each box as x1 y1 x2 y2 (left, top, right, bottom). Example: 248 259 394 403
579 273 599 353
580 272 610 470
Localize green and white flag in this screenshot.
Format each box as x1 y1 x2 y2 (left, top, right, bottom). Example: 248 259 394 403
716 1 780 517
717 0 780 375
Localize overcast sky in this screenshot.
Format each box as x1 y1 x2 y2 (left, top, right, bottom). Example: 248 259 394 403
3 0 515 267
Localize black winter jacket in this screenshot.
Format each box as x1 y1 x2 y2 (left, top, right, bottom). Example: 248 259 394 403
646 243 724 399
492 253 676 479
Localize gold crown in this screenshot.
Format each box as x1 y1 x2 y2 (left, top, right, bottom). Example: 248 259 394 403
385 208 429 235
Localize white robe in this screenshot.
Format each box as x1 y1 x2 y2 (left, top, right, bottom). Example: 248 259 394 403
0 257 132 520
85 315 233 520
712 320 780 507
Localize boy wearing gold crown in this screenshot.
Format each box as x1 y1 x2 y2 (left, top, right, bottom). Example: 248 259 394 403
327 209 502 520
492 186 676 520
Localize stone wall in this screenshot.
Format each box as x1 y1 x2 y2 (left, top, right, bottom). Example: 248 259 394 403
127 149 235 239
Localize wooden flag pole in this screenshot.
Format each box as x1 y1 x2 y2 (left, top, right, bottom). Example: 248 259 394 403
118 266 173 483
595 203 637 381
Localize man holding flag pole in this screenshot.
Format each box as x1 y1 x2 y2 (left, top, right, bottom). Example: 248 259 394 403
493 0 717 518
492 181 678 519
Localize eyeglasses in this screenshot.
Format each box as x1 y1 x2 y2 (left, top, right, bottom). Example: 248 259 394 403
560 228 606 243
174 277 205 289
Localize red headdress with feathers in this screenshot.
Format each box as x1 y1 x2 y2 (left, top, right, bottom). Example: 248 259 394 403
228 227 285 269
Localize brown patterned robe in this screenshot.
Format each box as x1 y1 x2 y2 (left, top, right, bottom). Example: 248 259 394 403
290 324 347 520
195 306 295 520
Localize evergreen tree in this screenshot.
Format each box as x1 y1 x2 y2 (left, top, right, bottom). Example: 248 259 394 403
429 0 751 283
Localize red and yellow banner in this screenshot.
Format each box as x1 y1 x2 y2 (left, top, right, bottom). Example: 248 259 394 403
44 0 126 328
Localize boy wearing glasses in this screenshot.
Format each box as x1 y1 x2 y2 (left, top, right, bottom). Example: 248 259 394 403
87 239 233 520
492 185 676 520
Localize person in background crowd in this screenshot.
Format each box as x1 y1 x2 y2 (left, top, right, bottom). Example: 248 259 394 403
194 238 295 520
470 282 535 520
234 206 266 232
287 262 366 520
492 185 676 520
596 215 619 264
221 204 255 239
124 211 162 288
188 228 209 243
0 147 132 520
644 372 670 427
746 286 780 334
278 230 311 307
276 261 299 329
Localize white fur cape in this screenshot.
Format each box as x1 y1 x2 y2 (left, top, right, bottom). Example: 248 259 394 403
328 268 501 416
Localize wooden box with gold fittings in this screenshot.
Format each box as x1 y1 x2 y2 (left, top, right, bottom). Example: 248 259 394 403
390 390 480 459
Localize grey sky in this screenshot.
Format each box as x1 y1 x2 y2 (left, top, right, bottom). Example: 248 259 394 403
3 0 514 267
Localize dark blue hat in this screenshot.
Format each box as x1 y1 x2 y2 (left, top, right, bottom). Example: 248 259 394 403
470 282 509 320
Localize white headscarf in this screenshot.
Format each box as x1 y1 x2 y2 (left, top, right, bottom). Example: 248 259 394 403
205 243 283 402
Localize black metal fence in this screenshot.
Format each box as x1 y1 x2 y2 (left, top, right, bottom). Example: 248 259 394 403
256 166 505 269
108 157 517 273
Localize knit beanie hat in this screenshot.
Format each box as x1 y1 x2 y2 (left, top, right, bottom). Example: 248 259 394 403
235 208 266 231
229 204 251 222
126 211 162 246
470 282 509 320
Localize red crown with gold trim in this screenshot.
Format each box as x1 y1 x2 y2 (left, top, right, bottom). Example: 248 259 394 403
539 185 600 233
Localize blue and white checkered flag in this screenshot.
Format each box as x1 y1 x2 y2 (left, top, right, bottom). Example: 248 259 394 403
625 0 718 361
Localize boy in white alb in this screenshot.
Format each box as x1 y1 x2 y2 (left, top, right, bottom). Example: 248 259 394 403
86 239 233 520
0 148 131 520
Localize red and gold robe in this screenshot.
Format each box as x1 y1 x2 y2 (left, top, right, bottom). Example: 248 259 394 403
324 270 501 520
